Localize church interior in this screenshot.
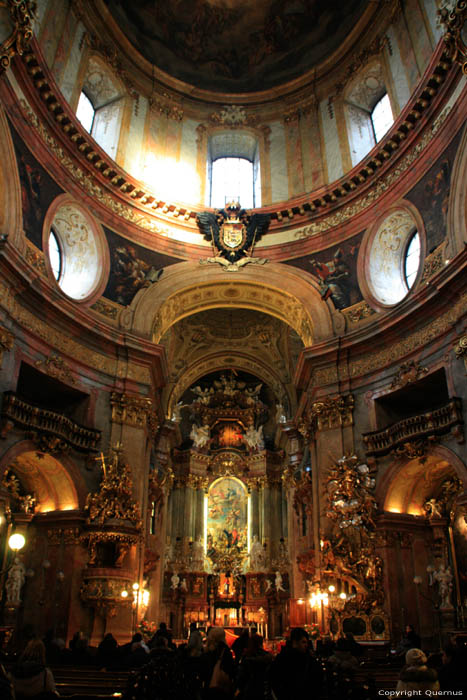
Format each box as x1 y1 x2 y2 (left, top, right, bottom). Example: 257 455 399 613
0 0 466 659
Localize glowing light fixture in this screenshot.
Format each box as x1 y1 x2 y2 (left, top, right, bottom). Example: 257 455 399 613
9 533 25 552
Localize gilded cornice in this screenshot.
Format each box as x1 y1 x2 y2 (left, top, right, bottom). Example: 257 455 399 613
110 391 158 436
0 0 36 74
0 277 150 383
10 38 460 239
349 291 467 379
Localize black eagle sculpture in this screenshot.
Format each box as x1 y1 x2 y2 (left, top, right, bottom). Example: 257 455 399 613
196 201 271 265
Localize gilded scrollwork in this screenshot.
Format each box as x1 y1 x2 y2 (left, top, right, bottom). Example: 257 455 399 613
325 453 382 596
343 301 375 324
0 0 36 73
439 0 467 73
390 361 428 389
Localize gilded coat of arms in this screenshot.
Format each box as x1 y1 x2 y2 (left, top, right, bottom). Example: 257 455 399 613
196 201 270 271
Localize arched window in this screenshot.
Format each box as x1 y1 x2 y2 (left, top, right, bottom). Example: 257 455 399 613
76 56 126 161
344 63 394 166
48 228 62 281
210 157 258 209
404 231 421 289
76 91 95 133
371 93 394 143
207 131 261 209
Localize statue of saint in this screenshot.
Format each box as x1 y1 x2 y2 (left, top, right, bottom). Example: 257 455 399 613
275 571 285 592
190 422 211 449
170 572 180 590
433 564 453 609
244 424 264 451
5 558 26 605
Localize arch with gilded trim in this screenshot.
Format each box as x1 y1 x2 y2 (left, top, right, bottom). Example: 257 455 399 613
128 261 334 346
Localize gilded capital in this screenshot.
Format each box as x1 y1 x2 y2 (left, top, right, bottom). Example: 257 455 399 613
0 325 13 367
300 394 354 441
110 392 158 435
454 335 467 370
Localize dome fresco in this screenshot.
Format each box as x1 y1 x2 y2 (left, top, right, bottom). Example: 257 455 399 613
104 0 370 92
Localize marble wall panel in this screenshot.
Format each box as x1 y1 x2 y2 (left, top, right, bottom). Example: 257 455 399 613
319 98 343 183
269 121 288 203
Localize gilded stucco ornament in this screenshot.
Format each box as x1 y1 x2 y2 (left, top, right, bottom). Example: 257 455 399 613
439 0 467 74
324 453 382 599
110 392 158 437
424 476 463 519
80 575 133 618
390 360 428 389
0 323 13 367
0 0 36 73
197 201 270 271
85 445 141 529
35 353 76 385
298 394 354 442
454 334 467 370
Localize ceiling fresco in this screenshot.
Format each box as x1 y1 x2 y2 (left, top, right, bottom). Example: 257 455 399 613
104 0 370 93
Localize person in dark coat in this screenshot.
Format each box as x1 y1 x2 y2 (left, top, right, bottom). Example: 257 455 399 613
437 642 467 694
269 627 323 700
201 627 235 700
395 624 421 656
235 634 272 700
231 629 249 664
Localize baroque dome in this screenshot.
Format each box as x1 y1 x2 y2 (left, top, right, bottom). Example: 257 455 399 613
104 0 371 93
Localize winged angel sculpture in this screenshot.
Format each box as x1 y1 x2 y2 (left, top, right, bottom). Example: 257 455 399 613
196 201 270 271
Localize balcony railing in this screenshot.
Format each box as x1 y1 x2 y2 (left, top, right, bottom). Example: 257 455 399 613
0 391 101 452
362 398 464 457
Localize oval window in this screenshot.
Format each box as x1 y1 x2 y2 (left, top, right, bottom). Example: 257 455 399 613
366 209 422 306
45 202 108 303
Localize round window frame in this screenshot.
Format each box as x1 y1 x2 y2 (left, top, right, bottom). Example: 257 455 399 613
357 201 425 312
43 195 110 306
